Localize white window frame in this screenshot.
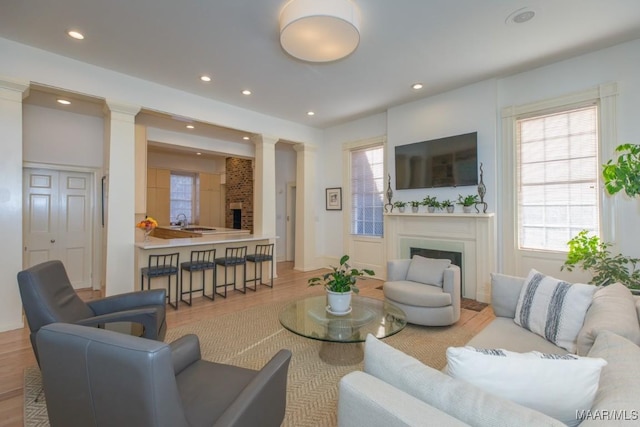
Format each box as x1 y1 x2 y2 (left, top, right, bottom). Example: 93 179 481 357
500 83 618 276
341 136 387 274
169 171 197 224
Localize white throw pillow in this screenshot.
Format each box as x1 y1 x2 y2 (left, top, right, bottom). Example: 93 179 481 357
405 255 451 287
446 346 607 427
514 269 596 353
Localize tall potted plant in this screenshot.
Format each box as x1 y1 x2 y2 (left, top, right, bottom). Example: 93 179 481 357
308 255 375 315
563 144 640 292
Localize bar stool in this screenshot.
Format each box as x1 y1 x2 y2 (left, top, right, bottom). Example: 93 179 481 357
141 253 180 310
180 249 216 306
246 243 275 291
214 246 247 298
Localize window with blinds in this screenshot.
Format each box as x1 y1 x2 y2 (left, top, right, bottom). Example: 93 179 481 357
351 145 384 236
170 172 196 224
517 105 600 251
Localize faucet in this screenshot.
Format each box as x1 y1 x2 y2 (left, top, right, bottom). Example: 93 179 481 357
176 213 188 227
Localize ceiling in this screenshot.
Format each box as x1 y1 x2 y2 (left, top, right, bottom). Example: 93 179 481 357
3 0 640 130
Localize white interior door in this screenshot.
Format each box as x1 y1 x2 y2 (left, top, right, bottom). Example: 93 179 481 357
286 183 296 262
23 168 93 289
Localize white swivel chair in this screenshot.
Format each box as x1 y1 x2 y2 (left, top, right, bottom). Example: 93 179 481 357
383 255 461 326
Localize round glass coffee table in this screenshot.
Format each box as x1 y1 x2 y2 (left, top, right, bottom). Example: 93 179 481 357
279 295 407 364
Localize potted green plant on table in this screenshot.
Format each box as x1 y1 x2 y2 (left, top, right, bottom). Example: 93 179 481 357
393 201 407 213
308 255 375 315
457 194 479 213
441 199 455 213
409 200 421 213
422 196 440 213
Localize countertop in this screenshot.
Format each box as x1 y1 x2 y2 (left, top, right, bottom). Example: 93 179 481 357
135 232 275 249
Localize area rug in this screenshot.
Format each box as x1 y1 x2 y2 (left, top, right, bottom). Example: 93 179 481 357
25 300 477 426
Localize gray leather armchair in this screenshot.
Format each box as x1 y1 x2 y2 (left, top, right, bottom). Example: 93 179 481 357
36 323 292 427
18 260 167 364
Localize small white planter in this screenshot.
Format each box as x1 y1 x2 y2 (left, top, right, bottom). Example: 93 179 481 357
427 206 436 213
446 206 455 213
411 206 419 213
326 290 352 315
462 206 473 213
398 206 406 213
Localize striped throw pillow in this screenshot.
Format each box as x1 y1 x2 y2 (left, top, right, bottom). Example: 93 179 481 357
514 269 597 353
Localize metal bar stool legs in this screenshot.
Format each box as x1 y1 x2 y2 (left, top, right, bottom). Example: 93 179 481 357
141 253 180 310
214 246 247 298
246 243 275 291
180 249 216 305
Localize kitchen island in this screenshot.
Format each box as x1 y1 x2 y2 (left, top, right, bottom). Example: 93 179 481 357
135 228 276 304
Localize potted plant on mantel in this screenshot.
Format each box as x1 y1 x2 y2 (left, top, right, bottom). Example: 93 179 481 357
393 201 407 213
422 196 440 213
409 200 421 213
457 194 479 213
308 255 375 315
441 199 455 213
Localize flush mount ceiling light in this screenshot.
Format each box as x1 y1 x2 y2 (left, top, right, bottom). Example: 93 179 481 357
279 0 361 62
57 99 71 105
67 30 84 40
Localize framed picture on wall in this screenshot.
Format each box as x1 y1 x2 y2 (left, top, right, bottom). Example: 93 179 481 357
326 187 342 211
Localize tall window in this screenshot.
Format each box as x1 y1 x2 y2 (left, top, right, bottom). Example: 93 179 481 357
170 172 196 224
351 145 384 236
517 104 599 251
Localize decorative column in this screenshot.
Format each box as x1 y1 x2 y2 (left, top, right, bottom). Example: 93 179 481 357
0 77 29 332
253 135 277 237
103 100 141 296
293 143 317 271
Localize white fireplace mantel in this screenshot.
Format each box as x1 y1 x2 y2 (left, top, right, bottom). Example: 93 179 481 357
384 212 496 303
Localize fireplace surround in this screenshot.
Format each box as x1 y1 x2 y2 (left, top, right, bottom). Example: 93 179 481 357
385 212 496 302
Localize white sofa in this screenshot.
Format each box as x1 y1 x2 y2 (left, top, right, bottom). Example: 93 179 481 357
338 273 640 426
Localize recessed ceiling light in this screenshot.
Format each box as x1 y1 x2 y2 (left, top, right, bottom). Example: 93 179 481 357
200 75 211 82
242 89 252 95
196 152 202 156
67 30 84 40
307 111 315 116
186 124 195 129
242 136 250 140
506 8 536 25
412 83 424 90
57 99 71 105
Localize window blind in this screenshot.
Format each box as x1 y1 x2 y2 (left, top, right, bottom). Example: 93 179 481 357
170 173 195 224
351 145 384 236
517 105 599 251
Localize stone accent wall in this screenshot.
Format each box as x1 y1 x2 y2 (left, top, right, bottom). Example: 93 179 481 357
225 157 253 232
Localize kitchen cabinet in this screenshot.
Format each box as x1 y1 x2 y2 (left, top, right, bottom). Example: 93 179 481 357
146 167 170 224
199 173 222 226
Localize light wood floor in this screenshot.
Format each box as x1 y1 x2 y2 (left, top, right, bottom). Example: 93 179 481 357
0 262 494 427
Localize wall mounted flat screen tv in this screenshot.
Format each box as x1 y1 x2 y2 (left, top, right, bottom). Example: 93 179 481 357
395 132 478 189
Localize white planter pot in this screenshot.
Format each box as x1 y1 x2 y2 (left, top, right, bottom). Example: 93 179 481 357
463 206 473 213
446 206 455 213
411 206 419 213
398 206 406 213
327 290 352 315
427 206 436 213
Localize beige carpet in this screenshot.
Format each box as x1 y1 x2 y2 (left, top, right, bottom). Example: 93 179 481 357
25 300 477 426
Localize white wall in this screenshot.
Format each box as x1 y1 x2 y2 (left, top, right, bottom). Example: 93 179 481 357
23 104 104 167
147 151 225 173
319 38 640 275
320 113 387 259
387 79 498 213
498 38 640 259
